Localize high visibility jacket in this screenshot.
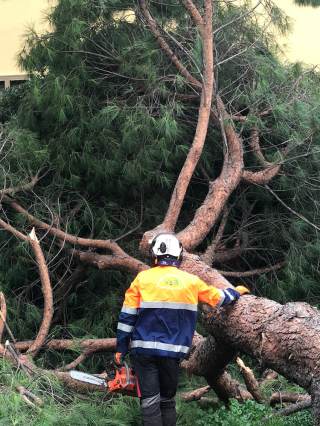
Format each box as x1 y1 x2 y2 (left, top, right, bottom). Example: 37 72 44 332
116 266 239 359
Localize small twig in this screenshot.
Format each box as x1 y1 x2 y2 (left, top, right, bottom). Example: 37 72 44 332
213 0 263 36
265 185 320 232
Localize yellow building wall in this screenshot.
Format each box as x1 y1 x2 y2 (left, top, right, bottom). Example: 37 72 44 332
277 0 320 65
0 0 319 77
0 0 51 76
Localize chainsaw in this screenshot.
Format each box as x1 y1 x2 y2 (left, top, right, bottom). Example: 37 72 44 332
70 362 138 397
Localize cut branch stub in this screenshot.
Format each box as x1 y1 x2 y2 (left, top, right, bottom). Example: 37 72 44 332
236 356 263 402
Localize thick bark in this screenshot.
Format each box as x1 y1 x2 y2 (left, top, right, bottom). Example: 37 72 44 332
180 252 232 289
178 101 244 250
205 296 320 422
182 335 252 403
163 0 214 231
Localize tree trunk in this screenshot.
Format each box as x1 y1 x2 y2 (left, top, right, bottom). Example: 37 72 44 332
202 296 320 422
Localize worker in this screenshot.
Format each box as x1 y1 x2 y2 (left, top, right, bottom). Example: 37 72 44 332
115 233 249 426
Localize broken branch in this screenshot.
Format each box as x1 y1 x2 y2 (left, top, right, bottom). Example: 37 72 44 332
26 228 54 357
236 357 263 402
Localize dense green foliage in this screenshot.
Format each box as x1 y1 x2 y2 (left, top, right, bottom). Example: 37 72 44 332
0 360 312 425
293 0 320 6
0 0 320 424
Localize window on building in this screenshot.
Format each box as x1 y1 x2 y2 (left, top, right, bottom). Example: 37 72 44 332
10 80 26 87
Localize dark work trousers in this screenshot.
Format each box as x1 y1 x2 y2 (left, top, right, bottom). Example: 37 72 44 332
131 355 180 426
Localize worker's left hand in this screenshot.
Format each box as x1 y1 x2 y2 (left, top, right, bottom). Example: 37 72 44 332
114 352 124 366
235 285 250 296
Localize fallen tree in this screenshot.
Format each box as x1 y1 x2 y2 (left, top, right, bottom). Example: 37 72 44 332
1 0 320 423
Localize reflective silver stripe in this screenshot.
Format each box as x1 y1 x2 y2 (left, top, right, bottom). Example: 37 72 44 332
131 340 189 354
121 306 138 315
216 289 225 307
141 393 160 408
117 322 134 333
140 301 197 312
160 396 175 403
224 289 235 302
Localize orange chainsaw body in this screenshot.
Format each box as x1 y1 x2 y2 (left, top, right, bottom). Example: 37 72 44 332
107 363 138 397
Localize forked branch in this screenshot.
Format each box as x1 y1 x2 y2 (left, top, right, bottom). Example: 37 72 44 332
138 0 214 233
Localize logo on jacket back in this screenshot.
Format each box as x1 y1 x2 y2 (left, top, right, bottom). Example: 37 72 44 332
157 275 181 288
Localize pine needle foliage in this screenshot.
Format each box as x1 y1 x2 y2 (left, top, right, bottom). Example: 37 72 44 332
0 2 320 422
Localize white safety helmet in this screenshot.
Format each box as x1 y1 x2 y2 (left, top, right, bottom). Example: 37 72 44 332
150 233 183 265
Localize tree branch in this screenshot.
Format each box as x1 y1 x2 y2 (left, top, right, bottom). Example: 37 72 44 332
3 197 125 253
242 164 282 185
162 0 214 230
236 356 263 402
0 174 40 198
0 292 7 344
181 385 211 401
248 127 271 167
0 216 29 241
201 206 231 265
270 392 310 406
26 228 54 357
242 128 289 185
217 261 285 277
0 221 54 357
138 1 244 252
15 338 116 353
138 0 201 88
72 248 148 274
181 0 204 28
271 399 311 417
61 352 90 371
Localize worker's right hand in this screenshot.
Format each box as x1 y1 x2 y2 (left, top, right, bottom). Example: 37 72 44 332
114 352 124 366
